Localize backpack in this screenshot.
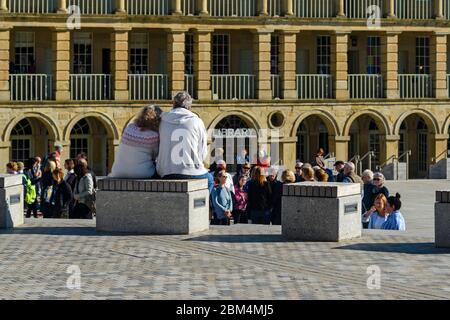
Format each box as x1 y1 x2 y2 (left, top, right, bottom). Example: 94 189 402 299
23 174 37 205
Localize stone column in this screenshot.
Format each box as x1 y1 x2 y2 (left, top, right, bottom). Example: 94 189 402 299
381 31 400 99
115 0 126 14
253 29 273 100
431 134 449 163
57 0 67 13
431 32 448 99
199 0 209 15
336 0 345 17
386 0 395 18
383 135 400 161
172 0 182 15
194 29 213 100
258 0 268 16
52 28 71 101
331 31 349 100
280 138 297 170
279 30 298 99
167 28 186 97
0 141 10 167
333 136 350 162
0 27 10 101
435 0 444 19
0 0 8 12
111 28 130 101
283 0 293 16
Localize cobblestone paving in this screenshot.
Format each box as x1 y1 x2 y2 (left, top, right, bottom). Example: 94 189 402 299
1 180 449 300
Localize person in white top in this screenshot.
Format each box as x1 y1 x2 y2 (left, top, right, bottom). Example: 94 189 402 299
157 92 213 192
110 105 161 179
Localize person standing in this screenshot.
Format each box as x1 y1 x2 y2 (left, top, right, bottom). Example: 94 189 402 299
371 172 389 205
49 168 73 219
72 160 95 219
382 193 406 231
233 162 251 187
361 169 375 229
232 175 248 224
334 161 345 182
23 158 40 218
267 167 283 225
64 159 77 217
342 162 363 184
211 170 233 225
362 194 388 230
313 148 326 169
247 167 272 225
40 160 57 218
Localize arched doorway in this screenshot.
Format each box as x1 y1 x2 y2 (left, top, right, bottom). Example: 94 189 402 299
10 118 53 163
69 117 111 176
348 115 385 172
213 115 257 172
398 115 434 179
295 116 330 163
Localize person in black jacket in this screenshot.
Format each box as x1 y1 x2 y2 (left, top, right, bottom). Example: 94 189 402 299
49 168 73 219
64 159 77 217
267 167 283 226
40 160 57 218
247 166 272 225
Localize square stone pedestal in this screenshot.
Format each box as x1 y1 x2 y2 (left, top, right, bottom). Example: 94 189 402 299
0 174 24 229
282 182 362 242
435 191 450 248
96 179 210 235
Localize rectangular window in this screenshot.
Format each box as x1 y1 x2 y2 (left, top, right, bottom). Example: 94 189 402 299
11 139 31 163
416 37 430 74
185 33 194 75
212 34 230 75
316 36 331 74
14 32 35 74
271 35 280 75
367 36 381 74
129 33 149 74
70 138 89 159
73 33 92 74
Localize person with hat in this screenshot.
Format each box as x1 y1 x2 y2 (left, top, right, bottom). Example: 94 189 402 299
214 160 234 193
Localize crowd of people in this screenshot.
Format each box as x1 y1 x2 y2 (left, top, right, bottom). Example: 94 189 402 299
4 91 406 231
6 149 97 220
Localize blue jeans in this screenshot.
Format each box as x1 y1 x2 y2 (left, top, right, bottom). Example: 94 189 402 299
164 172 214 194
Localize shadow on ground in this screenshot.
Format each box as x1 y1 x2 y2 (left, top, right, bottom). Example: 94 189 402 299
0 227 103 237
186 234 285 243
336 242 450 255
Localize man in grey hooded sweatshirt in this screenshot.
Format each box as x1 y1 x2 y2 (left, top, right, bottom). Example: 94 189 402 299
157 92 213 192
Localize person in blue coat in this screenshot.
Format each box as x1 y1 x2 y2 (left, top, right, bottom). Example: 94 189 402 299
382 193 406 231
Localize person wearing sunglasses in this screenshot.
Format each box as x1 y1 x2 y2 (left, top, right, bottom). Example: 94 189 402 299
371 172 389 206
211 170 233 226
294 162 304 182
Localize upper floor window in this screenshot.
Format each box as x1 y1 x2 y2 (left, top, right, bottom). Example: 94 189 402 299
73 33 92 74
271 35 280 75
129 33 149 74
367 36 381 74
317 36 331 74
416 37 430 74
14 32 35 74
212 34 230 75
185 33 194 75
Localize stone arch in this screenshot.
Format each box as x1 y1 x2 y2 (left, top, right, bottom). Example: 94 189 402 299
393 109 439 135
343 109 391 137
207 110 262 135
63 111 120 142
290 110 340 138
3 112 60 142
440 113 450 136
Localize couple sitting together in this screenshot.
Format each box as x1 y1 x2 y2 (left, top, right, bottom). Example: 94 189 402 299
110 91 213 190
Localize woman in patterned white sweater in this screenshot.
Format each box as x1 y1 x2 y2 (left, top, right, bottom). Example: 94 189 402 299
110 105 161 179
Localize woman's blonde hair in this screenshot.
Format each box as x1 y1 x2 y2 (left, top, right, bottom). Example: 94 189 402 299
6 162 18 172
281 170 296 184
315 169 329 182
134 105 162 131
252 166 267 186
52 168 65 184
374 193 387 211
44 160 56 173
302 166 315 181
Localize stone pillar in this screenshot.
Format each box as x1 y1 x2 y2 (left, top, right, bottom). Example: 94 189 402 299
57 0 67 13
253 29 273 100
336 0 345 17
0 27 10 102
0 141 10 167
332 31 349 100
0 0 8 12
279 30 298 99
172 0 182 15
333 136 350 161
111 28 130 101
435 0 444 19
258 0 268 16
431 134 449 163
283 0 293 16
199 0 209 15
52 28 71 101
431 32 448 99
381 31 400 99
115 0 126 14
383 135 399 161
386 0 395 18
194 29 212 100
281 138 297 170
167 28 186 97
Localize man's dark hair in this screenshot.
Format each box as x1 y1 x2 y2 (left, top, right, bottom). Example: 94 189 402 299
334 161 345 167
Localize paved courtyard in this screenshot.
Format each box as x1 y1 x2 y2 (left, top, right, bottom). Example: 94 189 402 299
1 180 449 300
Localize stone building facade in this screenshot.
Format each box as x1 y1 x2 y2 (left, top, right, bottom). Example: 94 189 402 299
1 0 450 178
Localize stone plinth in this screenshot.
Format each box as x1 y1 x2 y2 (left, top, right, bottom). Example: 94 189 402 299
282 182 362 242
435 190 450 248
96 179 210 235
430 158 450 180
0 174 24 229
